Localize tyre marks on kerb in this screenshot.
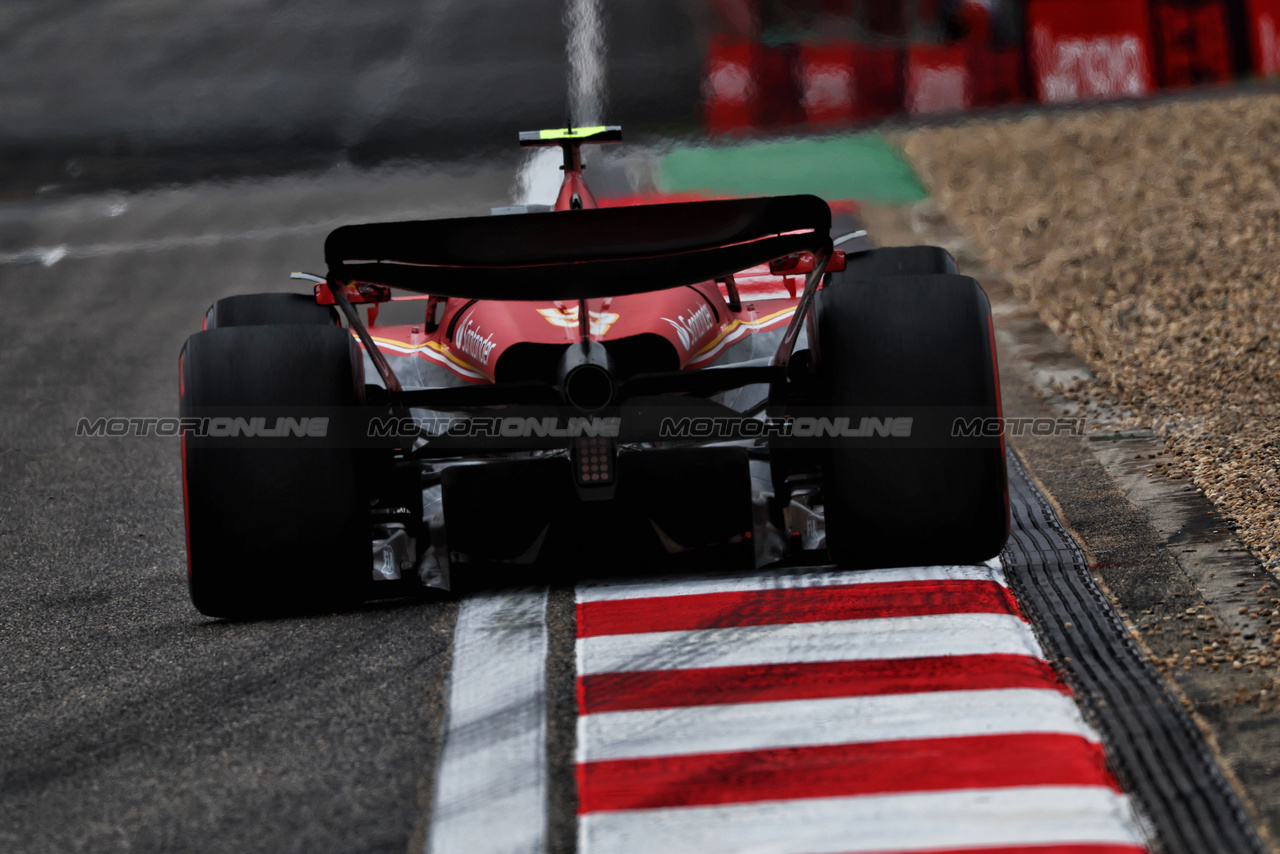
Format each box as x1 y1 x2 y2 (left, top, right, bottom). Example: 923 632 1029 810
427 588 548 854
579 612 1041 674
581 788 1147 854
579 653 1067 711
576 563 1006 601
575 562 1152 854
579 689 1097 761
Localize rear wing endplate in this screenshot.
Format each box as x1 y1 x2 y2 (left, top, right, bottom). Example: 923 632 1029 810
324 195 832 301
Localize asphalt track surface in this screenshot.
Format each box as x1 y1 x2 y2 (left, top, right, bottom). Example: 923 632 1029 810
0 164 515 853
0 0 705 197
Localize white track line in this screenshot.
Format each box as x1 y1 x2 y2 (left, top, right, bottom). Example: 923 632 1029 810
578 688 1096 762
577 560 1007 602
0 205 450 267
427 588 549 854
577 612 1043 676
580 786 1147 854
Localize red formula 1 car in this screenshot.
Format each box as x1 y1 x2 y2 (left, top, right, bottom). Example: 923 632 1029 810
178 126 1008 618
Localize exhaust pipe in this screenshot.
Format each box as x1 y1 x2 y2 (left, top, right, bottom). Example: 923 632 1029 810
557 341 615 412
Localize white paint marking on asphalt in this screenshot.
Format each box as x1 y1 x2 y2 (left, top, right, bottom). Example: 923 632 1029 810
578 687 1096 762
0 205 452 267
577 611 1043 676
579 786 1147 854
427 588 549 854
577 560 1007 603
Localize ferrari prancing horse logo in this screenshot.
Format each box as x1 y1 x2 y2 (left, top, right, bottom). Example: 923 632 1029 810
538 306 620 336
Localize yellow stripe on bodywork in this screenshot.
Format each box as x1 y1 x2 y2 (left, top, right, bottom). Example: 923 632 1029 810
421 339 483 372
692 306 796 358
367 334 426 351
364 334 483 373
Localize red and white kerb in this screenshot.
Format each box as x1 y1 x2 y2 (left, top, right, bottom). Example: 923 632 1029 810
574 563 1151 854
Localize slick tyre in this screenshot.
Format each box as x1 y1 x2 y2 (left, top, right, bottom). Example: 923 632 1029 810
815 273 1008 568
204 293 339 330
179 324 369 618
831 245 958 284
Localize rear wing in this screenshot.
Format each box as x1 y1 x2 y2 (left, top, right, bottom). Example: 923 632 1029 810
324 195 832 301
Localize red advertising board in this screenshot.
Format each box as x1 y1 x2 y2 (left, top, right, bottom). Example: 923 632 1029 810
797 42 907 125
970 47 1026 108
1154 1 1233 87
1248 0 1280 77
798 42 858 126
1027 0 1157 103
754 44 801 129
703 36 758 134
905 45 972 114
852 47 904 120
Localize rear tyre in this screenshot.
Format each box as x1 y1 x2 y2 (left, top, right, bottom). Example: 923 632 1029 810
179 324 369 618
815 273 1007 568
204 293 338 330
833 245 958 284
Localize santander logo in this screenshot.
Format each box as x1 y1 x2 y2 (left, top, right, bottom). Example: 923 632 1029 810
661 303 715 351
455 318 497 366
